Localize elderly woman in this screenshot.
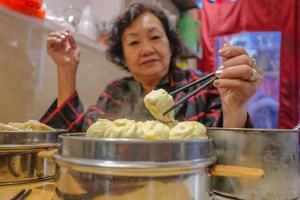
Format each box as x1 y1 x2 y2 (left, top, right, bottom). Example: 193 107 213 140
41 3 261 131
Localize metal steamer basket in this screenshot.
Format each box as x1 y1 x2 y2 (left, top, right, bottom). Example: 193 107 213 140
208 128 300 200
53 133 263 200
0 129 66 185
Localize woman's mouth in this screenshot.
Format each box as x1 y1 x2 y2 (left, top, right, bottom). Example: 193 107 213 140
140 59 159 67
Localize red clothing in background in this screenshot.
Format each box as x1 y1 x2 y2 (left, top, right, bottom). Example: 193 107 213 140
199 0 300 128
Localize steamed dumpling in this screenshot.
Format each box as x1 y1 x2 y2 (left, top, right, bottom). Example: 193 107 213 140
105 119 143 138
0 123 23 131
137 120 170 140
144 89 175 123
164 120 179 129
86 119 113 137
170 121 207 140
8 120 55 132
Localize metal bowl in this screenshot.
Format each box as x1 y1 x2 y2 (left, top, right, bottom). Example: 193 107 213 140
52 128 300 200
53 134 216 200
207 127 300 200
0 129 67 185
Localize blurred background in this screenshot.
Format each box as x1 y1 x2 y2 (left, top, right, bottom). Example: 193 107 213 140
0 0 299 128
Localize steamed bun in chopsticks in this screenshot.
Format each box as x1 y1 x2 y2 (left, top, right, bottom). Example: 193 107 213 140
137 120 170 140
170 121 208 140
144 89 175 123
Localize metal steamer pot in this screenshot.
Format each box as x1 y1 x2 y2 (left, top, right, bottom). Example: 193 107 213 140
0 129 66 185
53 133 264 200
208 127 300 200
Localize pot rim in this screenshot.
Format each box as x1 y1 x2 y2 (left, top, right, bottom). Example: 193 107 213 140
59 133 213 143
0 143 60 152
0 129 67 146
58 133 215 163
53 153 216 177
207 127 299 133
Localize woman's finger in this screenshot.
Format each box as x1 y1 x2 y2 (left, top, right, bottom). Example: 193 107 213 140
47 37 60 49
216 64 254 81
68 34 77 49
47 36 64 50
47 36 62 45
48 31 69 49
213 78 258 93
222 54 255 68
219 45 248 59
47 32 70 51
217 66 262 83
49 31 68 40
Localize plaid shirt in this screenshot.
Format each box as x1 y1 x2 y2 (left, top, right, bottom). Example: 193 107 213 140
41 67 252 132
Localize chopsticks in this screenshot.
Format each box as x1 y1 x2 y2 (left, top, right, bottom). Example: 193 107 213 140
294 122 300 130
169 71 216 96
10 189 25 200
163 72 216 116
10 189 32 200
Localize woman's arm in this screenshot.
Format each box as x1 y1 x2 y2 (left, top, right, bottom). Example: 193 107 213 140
40 91 84 131
46 30 80 106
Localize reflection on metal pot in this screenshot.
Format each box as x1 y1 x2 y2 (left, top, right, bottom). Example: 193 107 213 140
208 128 300 200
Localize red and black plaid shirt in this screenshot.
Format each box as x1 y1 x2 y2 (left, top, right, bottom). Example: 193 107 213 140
41 67 251 132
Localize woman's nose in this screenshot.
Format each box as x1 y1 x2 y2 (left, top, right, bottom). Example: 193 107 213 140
140 40 155 56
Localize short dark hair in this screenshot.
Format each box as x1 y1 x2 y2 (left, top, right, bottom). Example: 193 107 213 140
106 3 182 70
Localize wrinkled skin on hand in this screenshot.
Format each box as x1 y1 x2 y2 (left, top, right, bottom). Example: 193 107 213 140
213 43 262 127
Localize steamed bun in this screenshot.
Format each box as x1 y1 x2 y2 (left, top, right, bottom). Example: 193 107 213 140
170 121 207 139
144 89 175 123
0 123 23 131
105 119 143 138
164 120 179 129
86 119 113 137
8 120 55 132
137 120 170 140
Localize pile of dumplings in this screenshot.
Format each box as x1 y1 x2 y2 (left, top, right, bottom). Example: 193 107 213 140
0 120 55 132
87 88 208 140
86 119 207 140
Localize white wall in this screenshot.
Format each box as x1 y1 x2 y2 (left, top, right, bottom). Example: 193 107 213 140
0 7 127 123
44 0 125 23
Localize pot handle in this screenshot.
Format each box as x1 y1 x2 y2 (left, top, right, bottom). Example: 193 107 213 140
209 164 264 179
37 148 58 159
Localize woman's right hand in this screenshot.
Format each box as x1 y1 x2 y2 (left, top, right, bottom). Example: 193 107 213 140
47 30 81 106
47 30 80 69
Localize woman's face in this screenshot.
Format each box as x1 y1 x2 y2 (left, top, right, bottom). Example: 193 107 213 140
121 12 172 83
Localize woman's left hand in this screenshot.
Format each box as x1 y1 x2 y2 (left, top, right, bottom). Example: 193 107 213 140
213 43 262 128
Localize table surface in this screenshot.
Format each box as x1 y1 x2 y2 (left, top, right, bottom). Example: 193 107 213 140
0 180 54 200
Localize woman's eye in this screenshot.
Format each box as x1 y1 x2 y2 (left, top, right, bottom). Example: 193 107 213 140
129 41 139 46
151 36 161 40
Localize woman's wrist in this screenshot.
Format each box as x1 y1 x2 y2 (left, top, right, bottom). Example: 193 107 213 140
57 66 77 106
222 104 247 128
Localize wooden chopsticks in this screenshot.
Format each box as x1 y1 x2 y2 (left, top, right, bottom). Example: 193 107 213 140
163 72 216 116
10 189 32 200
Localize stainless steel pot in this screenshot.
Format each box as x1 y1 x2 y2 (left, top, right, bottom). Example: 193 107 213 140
0 129 66 185
208 128 300 200
53 133 263 200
